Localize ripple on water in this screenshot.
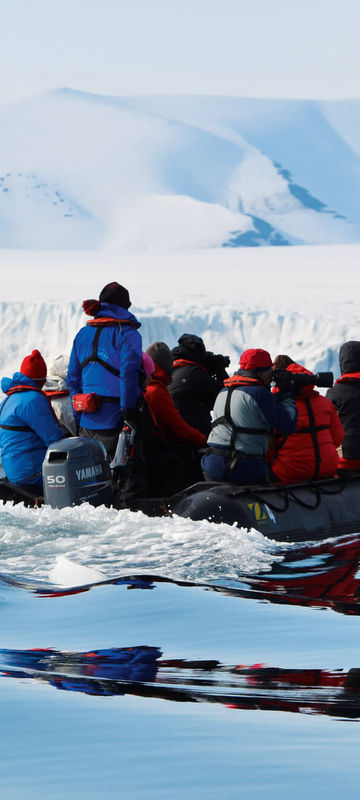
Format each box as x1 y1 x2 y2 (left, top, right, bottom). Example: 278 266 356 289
0 501 285 585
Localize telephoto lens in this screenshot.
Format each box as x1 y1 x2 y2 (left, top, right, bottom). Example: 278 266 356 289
273 369 333 391
311 372 333 388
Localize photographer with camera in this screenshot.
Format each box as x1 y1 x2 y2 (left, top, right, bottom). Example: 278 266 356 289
201 348 297 485
169 334 230 436
270 356 344 483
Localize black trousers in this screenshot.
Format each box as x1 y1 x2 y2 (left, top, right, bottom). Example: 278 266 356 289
79 427 120 460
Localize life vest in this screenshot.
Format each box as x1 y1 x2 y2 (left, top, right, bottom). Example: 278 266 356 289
335 372 360 384
211 374 269 451
273 396 330 480
172 358 209 374
44 389 70 400
86 316 138 329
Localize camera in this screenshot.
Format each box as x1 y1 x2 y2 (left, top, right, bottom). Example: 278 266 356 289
204 351 230 379
273 368 333 393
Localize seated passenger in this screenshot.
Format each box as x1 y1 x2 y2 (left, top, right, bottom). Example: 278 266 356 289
271 358 344 483
169 334 229 436
201 348 297 485
145 342 206 449
0 350 63 490
326 340 360 471
116 352 188 500
44 354 77 435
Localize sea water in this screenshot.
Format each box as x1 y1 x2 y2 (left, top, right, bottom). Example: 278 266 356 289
1 502 360 798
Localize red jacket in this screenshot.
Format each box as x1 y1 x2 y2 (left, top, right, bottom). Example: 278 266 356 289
144 366 206 447
271 363 344 483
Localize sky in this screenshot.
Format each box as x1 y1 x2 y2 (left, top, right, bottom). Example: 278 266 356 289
0 0 359 103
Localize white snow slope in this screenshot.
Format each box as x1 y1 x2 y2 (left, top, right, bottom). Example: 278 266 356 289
1 89 360 249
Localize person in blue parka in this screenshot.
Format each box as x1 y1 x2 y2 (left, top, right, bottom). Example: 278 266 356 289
0 350 63 490
67 282 142 458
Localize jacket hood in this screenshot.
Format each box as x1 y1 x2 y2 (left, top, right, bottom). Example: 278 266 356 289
172 334 206 365
47 354 69 381
151 364 172 386
1 372 43 394
95 303 141 329
339 341 360 374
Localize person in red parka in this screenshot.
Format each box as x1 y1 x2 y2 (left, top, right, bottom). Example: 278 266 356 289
271 358 344 483
144 342 206 449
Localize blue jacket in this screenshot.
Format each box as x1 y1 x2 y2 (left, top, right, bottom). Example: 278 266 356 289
0 373 64 486
67 303 142 430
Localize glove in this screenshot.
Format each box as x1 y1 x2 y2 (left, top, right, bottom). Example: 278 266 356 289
272 369 297 394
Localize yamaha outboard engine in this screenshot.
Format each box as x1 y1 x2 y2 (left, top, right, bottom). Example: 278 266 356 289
43 437 113 508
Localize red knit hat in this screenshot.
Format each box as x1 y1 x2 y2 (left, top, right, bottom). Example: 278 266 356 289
239 348 272 370
20 350 47 380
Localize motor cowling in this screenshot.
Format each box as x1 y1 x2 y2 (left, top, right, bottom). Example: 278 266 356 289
43 437 114 508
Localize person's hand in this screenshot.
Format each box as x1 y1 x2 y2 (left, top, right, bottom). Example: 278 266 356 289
122 407 140 431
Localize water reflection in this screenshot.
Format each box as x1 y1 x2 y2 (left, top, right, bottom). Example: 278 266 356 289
235 533 360 615
1 646 360 719
4 531 360 616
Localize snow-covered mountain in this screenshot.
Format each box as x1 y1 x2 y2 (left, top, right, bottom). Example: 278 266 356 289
1 89 360 249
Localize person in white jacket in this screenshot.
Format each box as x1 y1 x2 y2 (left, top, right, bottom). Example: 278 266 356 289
44 354 77 436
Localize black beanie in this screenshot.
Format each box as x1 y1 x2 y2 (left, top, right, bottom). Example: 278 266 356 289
146 342 174 376
175 333 206 363
99 282 131 309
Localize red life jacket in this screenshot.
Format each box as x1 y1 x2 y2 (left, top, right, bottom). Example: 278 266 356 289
271 363 343 482
0 385 57 431
335 372 360 384
86 316 137 328
172 358 209 374
223 375 263 388
44 389 70 400
6 385 44 396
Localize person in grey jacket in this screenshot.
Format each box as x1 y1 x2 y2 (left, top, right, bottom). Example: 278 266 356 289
201 348 297 484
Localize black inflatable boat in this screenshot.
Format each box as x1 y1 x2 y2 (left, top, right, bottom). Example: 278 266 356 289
168 476 360 541
1 436 360 542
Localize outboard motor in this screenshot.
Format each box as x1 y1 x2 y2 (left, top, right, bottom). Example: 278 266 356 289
43 437 113 509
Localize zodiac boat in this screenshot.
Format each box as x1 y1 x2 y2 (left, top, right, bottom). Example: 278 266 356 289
0 436 359 542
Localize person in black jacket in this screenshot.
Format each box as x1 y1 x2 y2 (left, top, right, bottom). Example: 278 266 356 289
326 340 360 470
168 334 230 436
